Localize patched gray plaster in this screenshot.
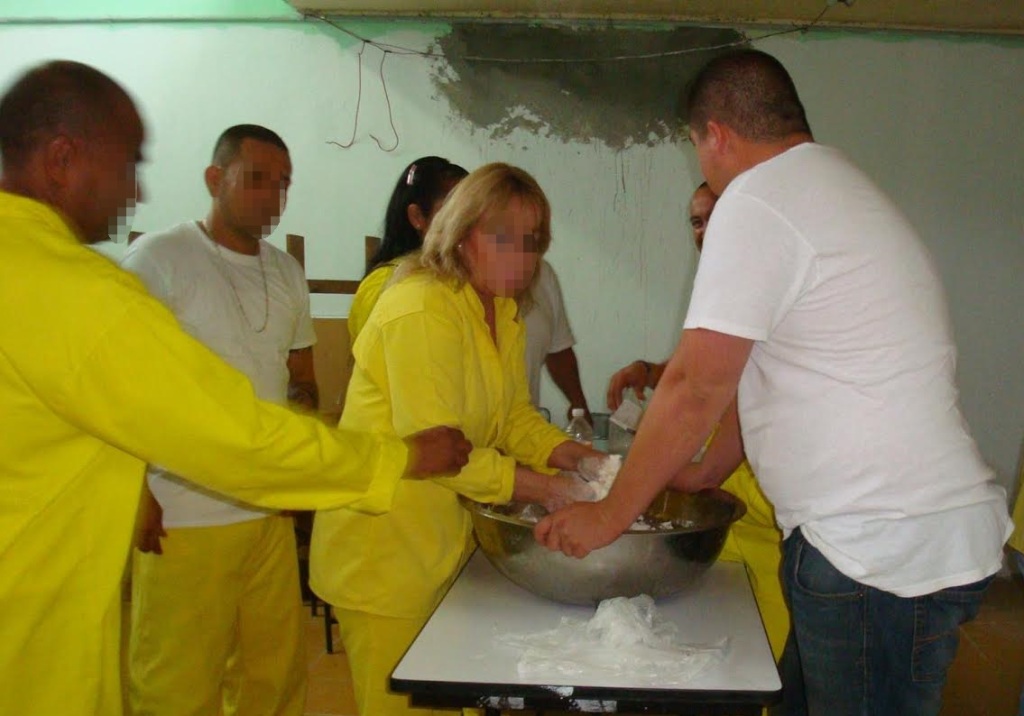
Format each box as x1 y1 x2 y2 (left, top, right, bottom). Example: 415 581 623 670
431 23 744 148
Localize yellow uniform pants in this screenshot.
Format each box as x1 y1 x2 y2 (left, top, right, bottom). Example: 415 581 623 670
335 608 456 716
129 515 306 716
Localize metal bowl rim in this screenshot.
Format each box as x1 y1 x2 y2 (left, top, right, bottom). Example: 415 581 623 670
461 488 746 534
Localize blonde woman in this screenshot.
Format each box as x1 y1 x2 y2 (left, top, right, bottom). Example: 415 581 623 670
310 163 601 715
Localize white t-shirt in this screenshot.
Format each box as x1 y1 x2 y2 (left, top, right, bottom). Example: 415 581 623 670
121 222 316 527
523 260 576 407
684 143 1010 598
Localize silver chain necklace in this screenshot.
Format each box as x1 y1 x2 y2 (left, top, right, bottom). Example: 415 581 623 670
197 221 269 334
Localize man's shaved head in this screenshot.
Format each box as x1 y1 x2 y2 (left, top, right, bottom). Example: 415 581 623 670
683 49 810 142
0 60 144 244
0 60 131 168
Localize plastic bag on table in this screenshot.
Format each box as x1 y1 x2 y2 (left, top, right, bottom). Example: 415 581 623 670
496 594 728 686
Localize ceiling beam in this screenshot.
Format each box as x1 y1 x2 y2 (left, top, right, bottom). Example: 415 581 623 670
287 0 1024 35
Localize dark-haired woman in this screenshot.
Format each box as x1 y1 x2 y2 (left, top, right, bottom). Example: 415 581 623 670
348 156 468 346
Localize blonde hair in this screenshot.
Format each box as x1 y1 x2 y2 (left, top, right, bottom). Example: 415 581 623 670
389 162 552 302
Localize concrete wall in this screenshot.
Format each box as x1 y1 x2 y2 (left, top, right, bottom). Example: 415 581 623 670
0 11 1021 492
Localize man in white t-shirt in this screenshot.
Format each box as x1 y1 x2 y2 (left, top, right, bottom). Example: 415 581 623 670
522 259 591 423
537 50 1010 716
123 125 317 716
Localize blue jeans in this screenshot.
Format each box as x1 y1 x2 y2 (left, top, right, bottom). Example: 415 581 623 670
775 528 991 716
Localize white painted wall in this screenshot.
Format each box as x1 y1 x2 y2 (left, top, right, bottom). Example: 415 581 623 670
1 21 1021 492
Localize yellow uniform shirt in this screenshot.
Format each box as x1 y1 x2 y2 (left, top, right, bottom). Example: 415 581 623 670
721 461 778 535
347 262 395 348
0 192 408 716
311 272 568 619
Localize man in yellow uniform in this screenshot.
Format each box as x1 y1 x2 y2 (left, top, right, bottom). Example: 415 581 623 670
605 182 788 660
0 60 471 716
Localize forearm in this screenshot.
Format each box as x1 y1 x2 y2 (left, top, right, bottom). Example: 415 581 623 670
287 347 319 411
602 331 752 531
671 452 742 493
545 348 588 410
288 379 319 411
637 359 668 390
501 396 578 471
67 306 408 514
609 377 728 518
512 465 557 504
670 401 745 492
546 438 604 471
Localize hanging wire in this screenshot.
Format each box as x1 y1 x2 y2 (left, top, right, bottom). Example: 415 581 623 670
326 40 366 149
309 3 834 63
369 51 400 152
321 3 834 150
326 44 401 151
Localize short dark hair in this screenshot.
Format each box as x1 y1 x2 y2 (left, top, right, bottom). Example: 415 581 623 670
0 60 129 166
366 156 469 276
683 49 811 142
211 124 288 167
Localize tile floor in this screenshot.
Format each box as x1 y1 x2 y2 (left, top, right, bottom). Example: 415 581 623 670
940 571 1024 716
300 572 1024 716
303 627 358 716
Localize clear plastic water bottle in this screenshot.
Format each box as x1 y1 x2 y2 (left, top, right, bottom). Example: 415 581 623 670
565 408 594 446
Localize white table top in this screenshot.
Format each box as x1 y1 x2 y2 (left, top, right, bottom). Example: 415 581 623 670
392 551 781 711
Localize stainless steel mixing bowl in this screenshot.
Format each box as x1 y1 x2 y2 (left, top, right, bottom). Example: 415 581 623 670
465 489 746 606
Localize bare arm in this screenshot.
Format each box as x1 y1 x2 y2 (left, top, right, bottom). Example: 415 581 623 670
536 328 754 557
668 397 745 492
286 347 319 411
546 438 605 471
544 347 591 423
134 482 166 555
512 465 592 512
606 359 667 410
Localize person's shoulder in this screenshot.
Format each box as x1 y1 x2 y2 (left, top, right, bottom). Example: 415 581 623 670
362 263 397 291
0 192 149 300
539 259 565 291
376 271 460 320
53 231 160 310
262 238 299 267
384 270 451 303
262 239 309 286
125 222 204 262
743 142 842 184
528 258 563 310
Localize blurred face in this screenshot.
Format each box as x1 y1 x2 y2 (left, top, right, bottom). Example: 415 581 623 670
211 138 291 240
63 96 144 244
462 196 542 299
688 185 717 252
